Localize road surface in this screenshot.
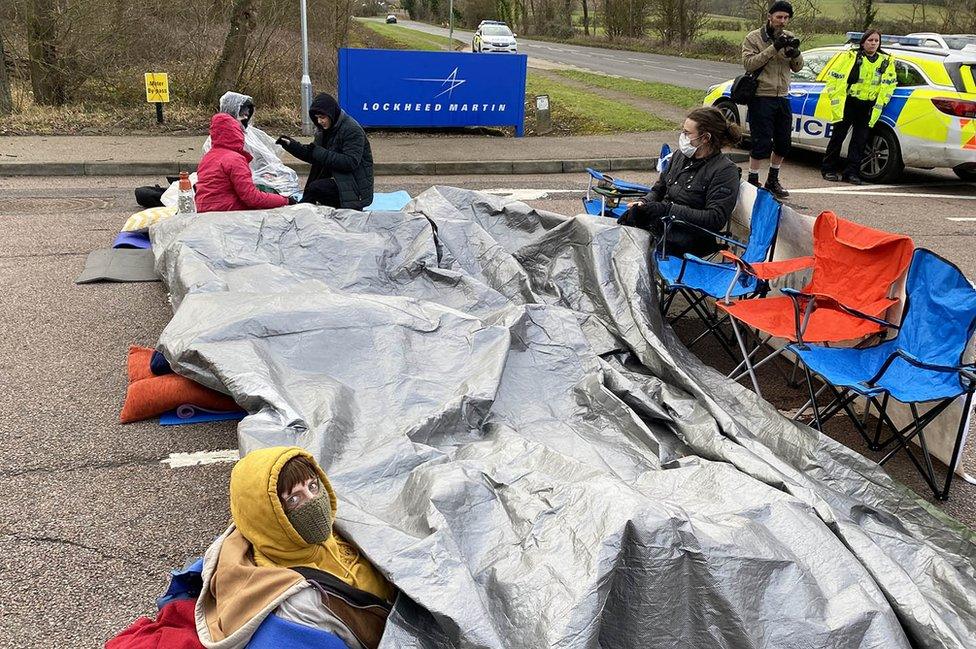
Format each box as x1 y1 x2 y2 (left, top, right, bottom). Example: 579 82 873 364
367 18 744 90
1 164 973 647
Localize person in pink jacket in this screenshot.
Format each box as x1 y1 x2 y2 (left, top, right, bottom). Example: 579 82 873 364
194 113 293 213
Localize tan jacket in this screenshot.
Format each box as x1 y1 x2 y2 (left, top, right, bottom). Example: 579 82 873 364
742 26 804 97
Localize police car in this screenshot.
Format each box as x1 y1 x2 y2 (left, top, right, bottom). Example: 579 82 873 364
703 34 976 182
472 21 518 53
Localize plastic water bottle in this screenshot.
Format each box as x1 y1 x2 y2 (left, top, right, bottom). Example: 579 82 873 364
177 171 196 214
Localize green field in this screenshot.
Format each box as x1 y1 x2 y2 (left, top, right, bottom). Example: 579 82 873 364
702 29 847 49
548 69 704 110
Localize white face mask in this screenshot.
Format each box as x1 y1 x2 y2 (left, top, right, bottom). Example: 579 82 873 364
678 132 700 157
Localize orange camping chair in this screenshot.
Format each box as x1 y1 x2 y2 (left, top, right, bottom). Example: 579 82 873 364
717 210 914 396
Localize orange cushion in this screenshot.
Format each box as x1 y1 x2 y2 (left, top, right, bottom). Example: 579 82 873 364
127 345 155 382
120 346 238 423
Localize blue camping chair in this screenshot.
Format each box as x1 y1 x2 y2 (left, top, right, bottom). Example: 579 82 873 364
582 168 653 219
581 146 672 219
790 249 976 500
655 188 782 361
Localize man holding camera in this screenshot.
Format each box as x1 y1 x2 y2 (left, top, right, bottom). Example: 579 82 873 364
741 1 803 200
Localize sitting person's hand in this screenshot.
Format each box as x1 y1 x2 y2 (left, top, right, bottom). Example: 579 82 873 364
276 135 307 158
618 200 669 229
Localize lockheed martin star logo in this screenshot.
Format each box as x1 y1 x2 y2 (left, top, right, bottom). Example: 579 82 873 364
405 67 467 99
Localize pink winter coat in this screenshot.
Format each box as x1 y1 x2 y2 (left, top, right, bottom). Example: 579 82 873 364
194 113 290 213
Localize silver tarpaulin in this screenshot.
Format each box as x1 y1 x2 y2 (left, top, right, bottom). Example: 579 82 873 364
151 187 976 648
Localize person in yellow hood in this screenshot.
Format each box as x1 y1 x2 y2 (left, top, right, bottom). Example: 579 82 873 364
195 446 395 649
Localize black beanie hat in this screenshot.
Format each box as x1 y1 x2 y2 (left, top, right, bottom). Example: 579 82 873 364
309 93 341 130
768 0 793 16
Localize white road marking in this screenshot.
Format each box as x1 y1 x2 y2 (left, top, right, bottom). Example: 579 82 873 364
484 188 582 200
947 217 976 221
789 188 976 200
162 449 239 468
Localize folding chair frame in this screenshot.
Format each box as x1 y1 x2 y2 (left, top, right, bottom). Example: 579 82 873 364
655 218 777 364
582 169 650 219
794 349 976 500
728 288 897 398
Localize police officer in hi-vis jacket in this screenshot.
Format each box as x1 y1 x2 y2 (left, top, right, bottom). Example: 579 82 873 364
821 29 897 184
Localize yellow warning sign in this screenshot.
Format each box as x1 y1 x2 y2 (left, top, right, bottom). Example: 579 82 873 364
145 73 170 103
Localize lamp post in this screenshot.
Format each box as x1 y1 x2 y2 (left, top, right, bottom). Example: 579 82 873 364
299 0 314 135
448 0 454 51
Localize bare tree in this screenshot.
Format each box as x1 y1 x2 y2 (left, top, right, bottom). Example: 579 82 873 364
603 0 651 38
0 14 12 114
651 0 707 44
939 0 976 33
205 0 258 105
850 0 878 32
27 0 64 105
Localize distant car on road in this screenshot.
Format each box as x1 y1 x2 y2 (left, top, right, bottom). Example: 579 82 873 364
386 14 397 24
472 22 517 53
703 35 976 182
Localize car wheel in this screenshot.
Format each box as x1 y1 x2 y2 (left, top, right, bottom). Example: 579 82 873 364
715 99 739 126
714 99 748 148
953 164 976 182
860 127 904 183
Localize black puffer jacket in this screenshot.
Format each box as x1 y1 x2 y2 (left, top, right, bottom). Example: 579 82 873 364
296 93 374 210
644 151 741 257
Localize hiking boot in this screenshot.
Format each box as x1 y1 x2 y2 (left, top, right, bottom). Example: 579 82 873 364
764 178 790 200
842 174 864 185
747 173 761 189
822 171 840 182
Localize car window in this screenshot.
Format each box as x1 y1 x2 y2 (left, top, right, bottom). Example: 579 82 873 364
793 52 834 82
482 25 513 36
944 36 976 50
924 39 942 48
895 61 927 87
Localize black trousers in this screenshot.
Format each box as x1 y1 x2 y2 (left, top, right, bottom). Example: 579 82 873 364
822 97 874 177
301 178 341 208
748 96 792 159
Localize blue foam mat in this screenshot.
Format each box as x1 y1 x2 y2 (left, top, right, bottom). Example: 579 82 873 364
365 190 412 211
159 407 245 426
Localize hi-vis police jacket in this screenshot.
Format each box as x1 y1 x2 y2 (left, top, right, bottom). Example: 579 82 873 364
824 48 897 127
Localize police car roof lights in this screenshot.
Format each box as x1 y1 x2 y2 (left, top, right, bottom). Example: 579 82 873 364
845 32 928 48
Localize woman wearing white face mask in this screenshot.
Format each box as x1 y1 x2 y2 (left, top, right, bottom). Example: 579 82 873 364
619 107 743 258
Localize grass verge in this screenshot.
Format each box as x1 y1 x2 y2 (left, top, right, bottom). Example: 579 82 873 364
546 69 704 110
524 74 675 135
359 20 465 51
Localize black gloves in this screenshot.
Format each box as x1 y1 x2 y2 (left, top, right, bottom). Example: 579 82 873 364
775 35 800 55
618 200 669 229
276 135 307 159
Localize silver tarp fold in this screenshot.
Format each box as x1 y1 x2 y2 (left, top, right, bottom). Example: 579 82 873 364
151 187 976 648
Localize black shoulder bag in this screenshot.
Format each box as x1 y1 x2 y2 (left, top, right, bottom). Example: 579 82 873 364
730 60 769 105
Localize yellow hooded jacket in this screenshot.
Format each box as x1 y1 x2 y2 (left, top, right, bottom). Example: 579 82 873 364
229 446 395 601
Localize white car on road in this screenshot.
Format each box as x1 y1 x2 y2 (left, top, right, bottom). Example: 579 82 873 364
472 22 518 53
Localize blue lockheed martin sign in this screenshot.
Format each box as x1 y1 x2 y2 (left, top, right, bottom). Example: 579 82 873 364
338 48 528 136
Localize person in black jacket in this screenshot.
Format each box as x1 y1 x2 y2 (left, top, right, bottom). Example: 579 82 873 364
276 93 374 210
619 107 742 258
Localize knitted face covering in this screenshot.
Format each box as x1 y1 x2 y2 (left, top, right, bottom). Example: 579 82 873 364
286 492 334 544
